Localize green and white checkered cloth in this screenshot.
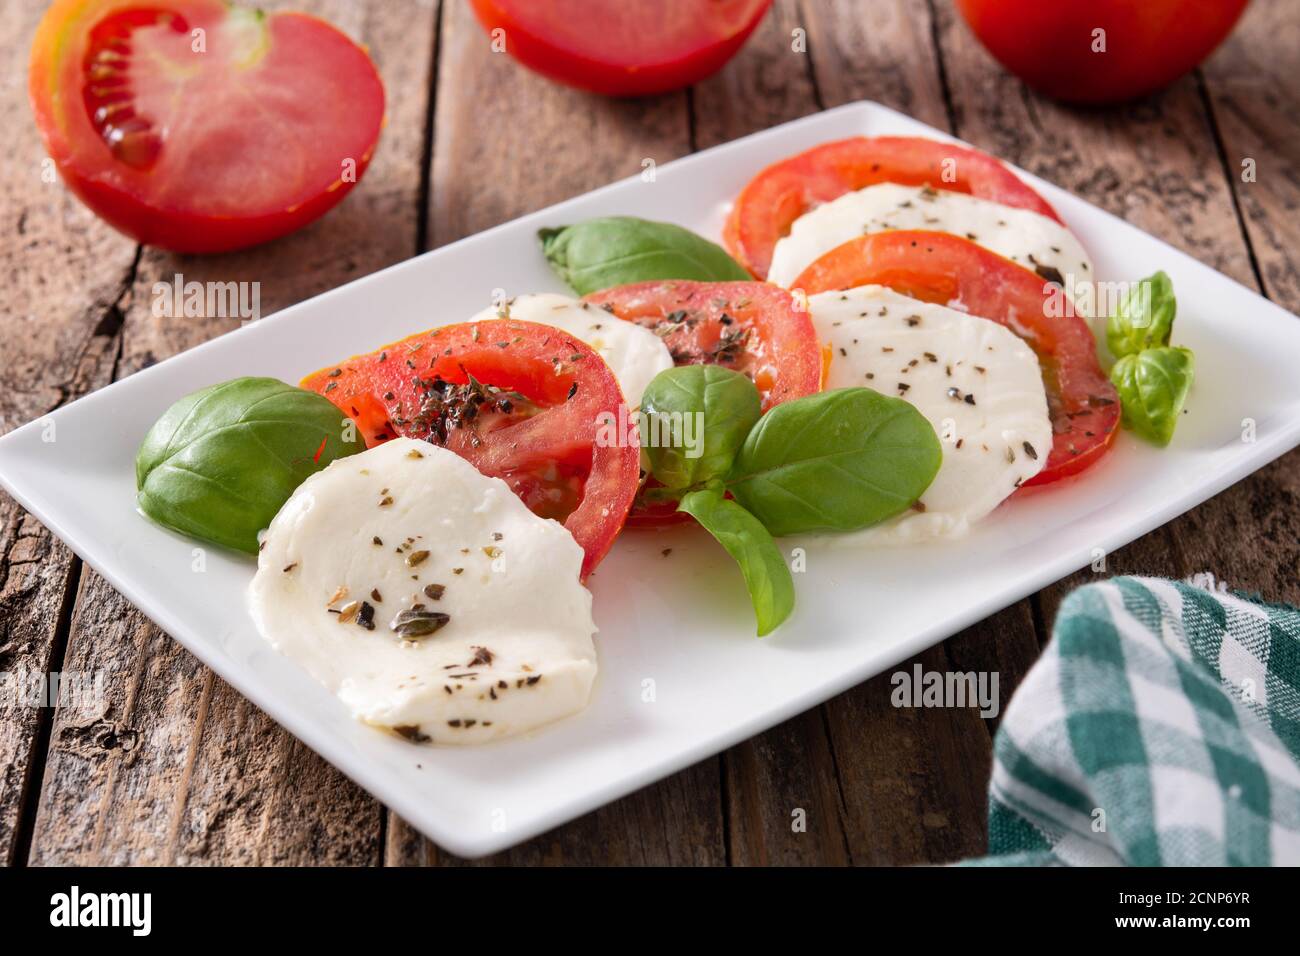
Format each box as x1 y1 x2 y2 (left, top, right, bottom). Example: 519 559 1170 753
972 575 1300 866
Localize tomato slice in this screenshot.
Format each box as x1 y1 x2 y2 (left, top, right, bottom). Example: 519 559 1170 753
583 280 823 525
583 281 821 410
725 136 1064 279
468 0 772 96
302 321 639 579
792 231 1119 484
30 0 384 253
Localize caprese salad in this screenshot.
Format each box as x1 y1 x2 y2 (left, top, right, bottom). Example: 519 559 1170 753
133 134 1195 746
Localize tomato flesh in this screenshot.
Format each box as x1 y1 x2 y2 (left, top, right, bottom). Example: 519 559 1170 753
792 231 1119 484
584 280 823 525
30 0 385 252
725 136 1064 279
468 0 772 96
302 320 639 579
584 281 821 410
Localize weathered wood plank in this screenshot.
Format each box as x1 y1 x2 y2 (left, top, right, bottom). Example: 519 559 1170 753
798 0 948 127
1173 0 1300 606
25 0 438 865
785 0 1037 865
933 0 1300 634
384 0 723 865
828 645 993 864
0 0 139 866
686 0 853 867
1201 0 1300 310
427 0 691 249
674 0 1027 866
391 763 725 866
810 0 1046 862
690 0 820 152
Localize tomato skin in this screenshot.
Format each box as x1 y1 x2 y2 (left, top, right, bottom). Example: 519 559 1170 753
467 0 772 96
302 320 639 579
585 280 823 526
725 136 1063 279
792 231 1119 485
29 0 385 253
955 0 1250 104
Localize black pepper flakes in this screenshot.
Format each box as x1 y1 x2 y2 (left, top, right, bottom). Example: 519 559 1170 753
357 601 376 631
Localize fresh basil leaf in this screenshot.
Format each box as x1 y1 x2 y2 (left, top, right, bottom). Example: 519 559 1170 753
1107 270 1175 358
538 216 750 295
677 489 795 637
136 377 365 554
1109 347 1194 446
640 365 761 492
727 387 941 537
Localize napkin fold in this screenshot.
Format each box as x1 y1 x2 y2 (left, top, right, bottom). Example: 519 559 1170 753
970 575 1300 866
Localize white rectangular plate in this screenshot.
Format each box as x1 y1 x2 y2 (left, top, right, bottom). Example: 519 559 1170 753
3 102 1299 858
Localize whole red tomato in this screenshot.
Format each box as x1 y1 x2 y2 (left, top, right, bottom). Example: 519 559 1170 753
954 0 1250 104
468 0 772 96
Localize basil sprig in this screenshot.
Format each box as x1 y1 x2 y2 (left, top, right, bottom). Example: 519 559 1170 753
136 377 365 554
539 216 750 295
638 369 940 635
1106 270 1195 446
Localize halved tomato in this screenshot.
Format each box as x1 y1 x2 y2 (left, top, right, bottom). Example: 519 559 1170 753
792 231 1119 484
468 0 772 97
30 0 384 253
725 136 1064 279
302 320 639 579
584 280 823 525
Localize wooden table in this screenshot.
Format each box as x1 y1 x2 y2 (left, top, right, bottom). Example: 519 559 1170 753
2 0 1297 866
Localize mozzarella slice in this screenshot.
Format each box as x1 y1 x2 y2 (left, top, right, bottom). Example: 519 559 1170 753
471 293 673 406
768 183 1093 300
248 437 597 745
810 286 1051 543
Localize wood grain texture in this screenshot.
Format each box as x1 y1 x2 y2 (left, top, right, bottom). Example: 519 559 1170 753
933 0 1300 632
384 0 724 866
800 0 1038 865
24 0 438 866
427 0 690 251
692 0 1034 866
1201 0 1300 309
0 0 139 866
2 0 1293 868
828 645 992 864
691 0 853 869
1170 0 1300 608
799 0 948 125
